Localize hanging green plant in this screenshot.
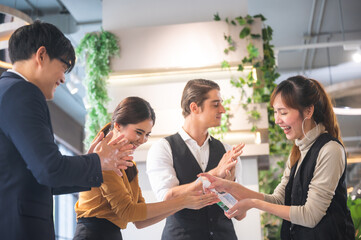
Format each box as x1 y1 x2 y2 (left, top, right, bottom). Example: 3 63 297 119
76 29 120 148
214 13 292 239
209 97 233 139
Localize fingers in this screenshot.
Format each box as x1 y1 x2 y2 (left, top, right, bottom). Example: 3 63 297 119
197 173 216 182
225 169 231 178
225 208 240 219
103 131 114 142
230 143 245 160
116 156 134 170
114 169 123 177
234 212 247 221
87 131 104 154
226 201 242 218
118 143 134 152
191 192 218 209
233 142 245 152
223 160 237 170
108 133 126 146
202 192 219 204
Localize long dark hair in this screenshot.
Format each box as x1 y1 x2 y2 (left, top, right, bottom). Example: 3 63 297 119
270 75 342 167
96 97 155 182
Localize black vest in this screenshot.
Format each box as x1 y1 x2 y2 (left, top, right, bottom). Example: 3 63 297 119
161 133 237 240
281 133 355 240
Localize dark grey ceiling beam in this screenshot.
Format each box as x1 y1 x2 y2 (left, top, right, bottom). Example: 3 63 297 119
308 0 326 70
302 0 317 73
24 0 43 17
55 0 69 14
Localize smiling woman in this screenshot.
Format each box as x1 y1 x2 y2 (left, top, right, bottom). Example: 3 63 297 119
201 75 355 240
74 96 218 240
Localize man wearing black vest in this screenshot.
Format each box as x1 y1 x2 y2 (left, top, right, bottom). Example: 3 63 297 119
147 79 244 240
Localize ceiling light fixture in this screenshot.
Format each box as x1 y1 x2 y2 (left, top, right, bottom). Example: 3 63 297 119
0 4 33 69
352 50 361 63
333 107 361 115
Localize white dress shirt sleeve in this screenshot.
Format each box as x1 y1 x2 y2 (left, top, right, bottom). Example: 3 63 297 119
146 138 179 201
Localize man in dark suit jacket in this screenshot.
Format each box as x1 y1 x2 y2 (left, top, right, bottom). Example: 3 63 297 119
0 21 134 240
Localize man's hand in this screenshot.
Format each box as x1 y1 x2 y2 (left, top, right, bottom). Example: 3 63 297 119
210 143 245 179
91 131 134 176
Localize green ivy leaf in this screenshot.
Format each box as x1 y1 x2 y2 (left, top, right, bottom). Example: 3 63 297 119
251 125 257 132
227 35 233 44
235 16 246 25
251 34 261 39
253 62 261 68
247 43 259 59
248 110 261 120
239 27 251 38
221 60 231 69
253 14 266 21
242 57 251 64
239 77 246 84
246 15 254 24
213 13 221 21
238 64 244 71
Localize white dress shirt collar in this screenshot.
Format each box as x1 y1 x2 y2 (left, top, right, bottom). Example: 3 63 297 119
7 69 29 82
179 127 212 147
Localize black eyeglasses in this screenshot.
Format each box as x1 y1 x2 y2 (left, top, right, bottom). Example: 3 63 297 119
57 57 72 73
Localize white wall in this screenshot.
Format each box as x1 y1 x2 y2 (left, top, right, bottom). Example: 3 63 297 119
103 0 248 29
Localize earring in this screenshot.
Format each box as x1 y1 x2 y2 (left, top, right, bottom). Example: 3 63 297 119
302 117 319 140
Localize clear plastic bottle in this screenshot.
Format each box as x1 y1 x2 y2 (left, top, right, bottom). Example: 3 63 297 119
199 177 237 212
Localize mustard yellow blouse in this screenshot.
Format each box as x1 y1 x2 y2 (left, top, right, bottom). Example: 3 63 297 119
75 168 147 229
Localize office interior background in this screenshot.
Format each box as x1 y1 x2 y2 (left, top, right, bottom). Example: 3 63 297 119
1 0 361 239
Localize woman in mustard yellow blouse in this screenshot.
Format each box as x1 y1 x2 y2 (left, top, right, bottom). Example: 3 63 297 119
73 97 217 240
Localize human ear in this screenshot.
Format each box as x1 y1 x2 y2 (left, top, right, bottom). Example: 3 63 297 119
114 122 121 131
304 105 314 118
189 102 199 114
35 46 47 65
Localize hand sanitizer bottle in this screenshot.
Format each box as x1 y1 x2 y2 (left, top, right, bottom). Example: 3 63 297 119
199 177 238 212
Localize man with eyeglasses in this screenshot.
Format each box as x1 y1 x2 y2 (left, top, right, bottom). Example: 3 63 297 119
0 21 134 240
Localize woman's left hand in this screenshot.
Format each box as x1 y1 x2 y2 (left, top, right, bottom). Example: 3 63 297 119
225 199 253 220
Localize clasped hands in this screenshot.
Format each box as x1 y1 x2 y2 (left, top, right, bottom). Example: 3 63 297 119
88 131 134 176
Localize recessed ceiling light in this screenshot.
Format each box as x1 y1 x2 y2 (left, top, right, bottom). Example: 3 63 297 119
352 50 361 63
334 107 361 115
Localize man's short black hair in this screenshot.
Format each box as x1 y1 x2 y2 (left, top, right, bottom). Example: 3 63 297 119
8 20 75 73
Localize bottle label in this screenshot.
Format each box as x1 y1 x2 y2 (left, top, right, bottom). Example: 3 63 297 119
216 201 230 211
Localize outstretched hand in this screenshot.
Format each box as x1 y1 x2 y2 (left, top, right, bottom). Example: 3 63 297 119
184 190 219 210
225 199 252 221
212 143 245 179
198 172 235 194
91 131 134 176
